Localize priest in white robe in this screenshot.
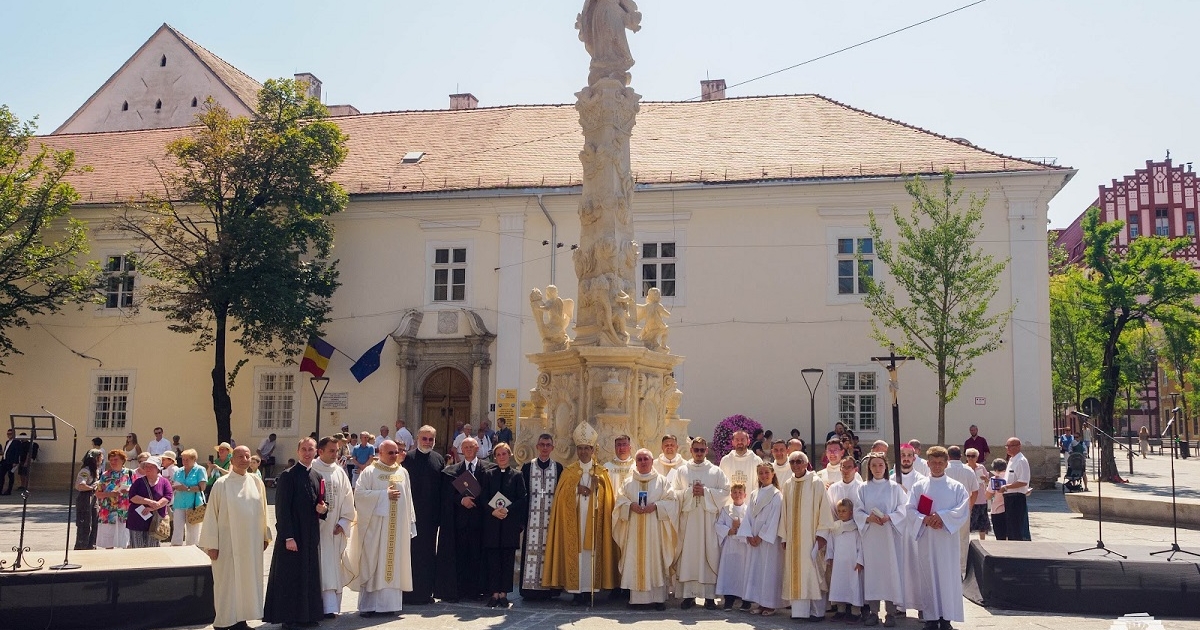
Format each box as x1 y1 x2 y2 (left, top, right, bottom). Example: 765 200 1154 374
348 439 416 617
743 463 786 615
673 437 728 609
817 437 846 486
719 430 763 496
198 446 271 630
605 434 636 491
855 453 908 626
906 447 970 630
653 434 685 482
769 440 791 485
714 482 751 610
313 436 356 616
612 449 678 609
780 451 835 621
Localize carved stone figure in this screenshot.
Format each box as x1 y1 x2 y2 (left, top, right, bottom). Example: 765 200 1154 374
635 286 670 352
530 285 574 352
576 0 642 86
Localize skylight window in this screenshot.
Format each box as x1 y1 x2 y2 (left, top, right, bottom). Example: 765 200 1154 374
401 152 425 165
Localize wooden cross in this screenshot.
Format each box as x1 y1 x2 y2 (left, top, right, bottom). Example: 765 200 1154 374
871 347 914 485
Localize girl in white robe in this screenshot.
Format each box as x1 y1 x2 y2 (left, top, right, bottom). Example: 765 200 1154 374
855 453 907 626
742 463 785 615
715 483 751 609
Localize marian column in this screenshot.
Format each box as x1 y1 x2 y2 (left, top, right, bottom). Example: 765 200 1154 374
519 0 689 466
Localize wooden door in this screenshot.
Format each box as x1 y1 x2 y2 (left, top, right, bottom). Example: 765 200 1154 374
421 367 472 455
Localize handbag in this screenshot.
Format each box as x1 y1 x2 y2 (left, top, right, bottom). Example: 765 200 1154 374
144 477 172 542
186 503 207 524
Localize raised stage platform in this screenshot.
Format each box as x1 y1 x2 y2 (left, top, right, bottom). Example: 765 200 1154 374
964 540 1200 617
0 547 214 630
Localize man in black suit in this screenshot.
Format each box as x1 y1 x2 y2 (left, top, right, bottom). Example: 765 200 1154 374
1 429 31 495
400 425 444 605
262 437 328 629
434 436 494 601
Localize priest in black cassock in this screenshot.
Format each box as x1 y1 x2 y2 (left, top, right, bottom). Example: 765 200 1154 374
263 437 328 629
434 436 494 602
519 433 564 601
401 424 444 605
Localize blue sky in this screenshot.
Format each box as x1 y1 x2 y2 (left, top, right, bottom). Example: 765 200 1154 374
2 0 1196 227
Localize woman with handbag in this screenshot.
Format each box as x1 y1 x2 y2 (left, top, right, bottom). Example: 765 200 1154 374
127 456 174 548
172 449 207 545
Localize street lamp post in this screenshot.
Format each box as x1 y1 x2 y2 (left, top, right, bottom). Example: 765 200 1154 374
801 369 824 464
310 376 330 439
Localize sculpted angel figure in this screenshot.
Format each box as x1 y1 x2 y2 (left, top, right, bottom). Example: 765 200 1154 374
576 0 642 86
530 286 574 352
635 287 669 352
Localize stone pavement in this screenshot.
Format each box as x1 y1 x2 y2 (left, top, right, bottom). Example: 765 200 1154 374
3 460 1199 630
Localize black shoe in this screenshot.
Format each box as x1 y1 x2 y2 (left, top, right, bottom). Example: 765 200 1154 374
359 611 376 618
654 602 666 611
704 599 717 610
488 596 500 608
499 597 511 608
681 598 695 610
923 622 940 630
723 598 735 610
323 613 336 619
740 601 753 611
807 615 824 622
939 620 955 630
572 593 588 606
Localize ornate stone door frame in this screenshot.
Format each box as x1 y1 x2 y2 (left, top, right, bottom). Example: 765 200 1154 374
392 309 496 436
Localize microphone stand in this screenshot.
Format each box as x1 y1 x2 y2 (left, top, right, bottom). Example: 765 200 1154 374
42 407 81 571
1149 412 1200 561
1068 415 1126 559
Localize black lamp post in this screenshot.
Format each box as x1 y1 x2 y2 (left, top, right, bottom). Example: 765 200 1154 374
310 377 330 438
801 369 824 464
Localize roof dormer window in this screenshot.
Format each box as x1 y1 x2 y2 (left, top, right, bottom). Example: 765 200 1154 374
155 99 162 110
121 101 129 111
191 97 198 107
160 54 167 67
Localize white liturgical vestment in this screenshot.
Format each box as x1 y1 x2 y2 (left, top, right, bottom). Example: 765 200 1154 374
198 472 271 629
348 462 416 613
906 474 970 622
719 451 763 496
673 460 728 599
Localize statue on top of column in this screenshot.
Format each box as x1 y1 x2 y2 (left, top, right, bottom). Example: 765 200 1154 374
531 285 574 352
576 0 642 86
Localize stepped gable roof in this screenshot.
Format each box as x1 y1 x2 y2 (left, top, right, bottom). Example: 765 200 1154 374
39 94 1065 205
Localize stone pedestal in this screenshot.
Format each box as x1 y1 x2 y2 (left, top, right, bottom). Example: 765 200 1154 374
516 345 689 464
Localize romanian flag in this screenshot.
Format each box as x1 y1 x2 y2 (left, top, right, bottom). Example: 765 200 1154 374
299 336 336 378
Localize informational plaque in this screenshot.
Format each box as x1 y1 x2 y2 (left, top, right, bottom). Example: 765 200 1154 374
322 392 349 409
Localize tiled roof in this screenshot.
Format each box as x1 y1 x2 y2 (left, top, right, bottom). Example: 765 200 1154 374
166 25 263 112
39 94 1065 205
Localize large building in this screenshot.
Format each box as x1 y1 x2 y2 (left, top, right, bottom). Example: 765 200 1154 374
5 36 1072 488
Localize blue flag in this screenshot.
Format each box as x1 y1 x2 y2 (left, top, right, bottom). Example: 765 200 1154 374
350 338 387 382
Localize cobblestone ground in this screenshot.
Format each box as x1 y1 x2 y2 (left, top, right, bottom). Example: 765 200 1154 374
4 452 1199 629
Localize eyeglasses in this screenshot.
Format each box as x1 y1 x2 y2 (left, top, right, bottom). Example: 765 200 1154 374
691 447 707 453
384 451 400 455
789 461 806 466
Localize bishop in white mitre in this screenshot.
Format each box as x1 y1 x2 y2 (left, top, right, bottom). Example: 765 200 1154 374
313 437 357 615
719 430 763 496
613 449 678 608
673 437 729 608
348 440 416 616
906 447 970 627
780 451 835 621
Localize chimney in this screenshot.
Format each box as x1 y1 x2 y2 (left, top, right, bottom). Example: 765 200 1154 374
701 79 727 101
294 73 322 101
449 93 479 110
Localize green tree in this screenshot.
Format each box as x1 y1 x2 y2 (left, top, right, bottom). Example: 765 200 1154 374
1079 206 1200 481
0 106 98 371
1117 324 1159 432
1049 268 1103 407
864 171 1012 445
1159 308 1200 445
114 80 348 443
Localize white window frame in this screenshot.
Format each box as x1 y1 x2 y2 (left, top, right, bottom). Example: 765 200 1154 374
89 370 135 435
828 364 882 434
253 367 299 436
635 230 686 306
99 253 137 314
425 240 472 306
826 227 876 305
1128 213 1140 238
1187 211 1196 237
1155 208 1170 237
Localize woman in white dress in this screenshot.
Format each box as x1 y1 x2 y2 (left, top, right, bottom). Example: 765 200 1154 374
854 453 908 627
742 462 785 616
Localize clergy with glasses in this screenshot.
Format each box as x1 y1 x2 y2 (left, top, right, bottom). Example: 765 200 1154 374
520 433 564 601
401 425 444 605
348 439 415 618
780 450 835 622
673 436 728 610
612 449 678 610
434 436 494 601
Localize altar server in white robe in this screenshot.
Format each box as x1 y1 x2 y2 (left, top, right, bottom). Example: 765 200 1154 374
780 451 835 621
908 440 932 477
855 453 908 627
894 444 926 491
769 440 791 484
653 434 686 482
199 446 272 630
828 498 865 620
313 436 357 616
817 437 846 486
944 446 980 575
827 456 864 515
674 437 728 609
719 430 763 496
715 482 751 610
613 449 678 609
348 439 416 617
906 447 970 630
743 463 786 615
894 443 926 613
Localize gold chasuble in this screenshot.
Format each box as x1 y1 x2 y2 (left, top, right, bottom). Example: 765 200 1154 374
780 472 835 601
542 461 618 591
613 471 678 593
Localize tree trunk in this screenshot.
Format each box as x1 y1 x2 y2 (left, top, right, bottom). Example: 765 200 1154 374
937 364 947 446
212 309 233 445
1097 316 1128 482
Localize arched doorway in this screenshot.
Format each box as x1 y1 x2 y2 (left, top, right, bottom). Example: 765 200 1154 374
421 367 472 455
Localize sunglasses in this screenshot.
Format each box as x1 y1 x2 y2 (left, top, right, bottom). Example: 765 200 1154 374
789 461 806 466
385 450 400 455
691 447 707 453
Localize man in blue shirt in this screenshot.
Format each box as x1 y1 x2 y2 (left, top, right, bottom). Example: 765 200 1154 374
350 432 376 484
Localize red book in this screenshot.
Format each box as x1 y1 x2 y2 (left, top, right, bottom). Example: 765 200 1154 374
917 493 934 516
318 478 326 503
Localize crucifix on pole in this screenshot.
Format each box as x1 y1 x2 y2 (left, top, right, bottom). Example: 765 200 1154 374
871 347 914 485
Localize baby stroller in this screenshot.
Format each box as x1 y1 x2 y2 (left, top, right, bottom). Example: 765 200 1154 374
1062 451 1086 493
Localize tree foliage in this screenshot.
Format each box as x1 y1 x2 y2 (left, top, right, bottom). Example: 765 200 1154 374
0 106 98 371
864 171 1012 445
1078 206 1200 481
1159 308 1200 443
1049 267 1103 408
113 80 348 443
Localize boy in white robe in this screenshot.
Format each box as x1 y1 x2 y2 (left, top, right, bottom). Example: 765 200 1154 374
855 453 908 627
313 437 356 616
827 456 864 515
348 441 416 617
612 449 678 609
743 463 785 615
906 447 971 630
828 498 864 621
715 483 750 610
673 437 728 608
719 430 763 496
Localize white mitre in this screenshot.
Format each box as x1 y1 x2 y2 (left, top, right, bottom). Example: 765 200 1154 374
573 422 599 448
